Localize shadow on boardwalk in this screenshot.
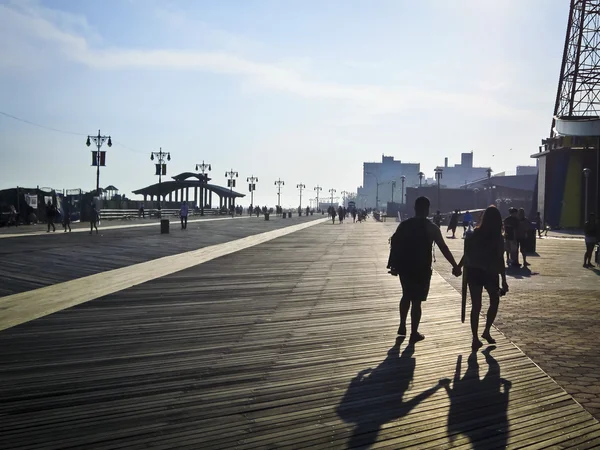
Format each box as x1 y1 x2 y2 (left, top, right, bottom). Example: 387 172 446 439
442 346 511 449
336 338 444 448
337 341 511 449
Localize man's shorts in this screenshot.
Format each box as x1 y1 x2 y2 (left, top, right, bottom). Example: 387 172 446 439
399 270 432 302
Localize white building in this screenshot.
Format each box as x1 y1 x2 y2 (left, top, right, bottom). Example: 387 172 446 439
434 152 491 188
356 155 420 209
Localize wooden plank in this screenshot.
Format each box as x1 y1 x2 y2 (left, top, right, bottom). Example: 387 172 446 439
0 221 598 449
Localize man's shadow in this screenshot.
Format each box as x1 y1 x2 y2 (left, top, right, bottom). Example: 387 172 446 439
441 346 511 449
336 337 446 448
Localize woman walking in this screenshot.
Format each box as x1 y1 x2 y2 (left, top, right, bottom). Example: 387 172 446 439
457 206 509 351
584 212 598 268
90 203 99 235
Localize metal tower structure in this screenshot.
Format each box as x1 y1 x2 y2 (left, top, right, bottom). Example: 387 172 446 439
552 0 600 135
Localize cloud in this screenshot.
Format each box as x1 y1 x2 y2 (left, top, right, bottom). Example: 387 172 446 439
0 1 531 118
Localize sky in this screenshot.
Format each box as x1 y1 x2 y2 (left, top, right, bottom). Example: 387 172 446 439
0 0 570 207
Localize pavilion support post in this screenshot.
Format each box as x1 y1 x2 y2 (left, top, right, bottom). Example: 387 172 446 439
194 186 198 208
186 188 189 202
168 192 172 203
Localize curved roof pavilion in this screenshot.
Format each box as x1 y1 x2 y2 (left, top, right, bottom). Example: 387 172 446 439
132 172 245 208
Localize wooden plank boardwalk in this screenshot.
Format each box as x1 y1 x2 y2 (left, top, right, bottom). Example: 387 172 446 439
0 215 315 297
1 221 599 449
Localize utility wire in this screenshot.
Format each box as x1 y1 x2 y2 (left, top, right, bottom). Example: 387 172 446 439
0 111 145 154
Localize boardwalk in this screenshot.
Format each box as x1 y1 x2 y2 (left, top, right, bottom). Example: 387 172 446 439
1 219 599 449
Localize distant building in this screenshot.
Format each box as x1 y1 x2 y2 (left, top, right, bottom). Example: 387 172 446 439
356 155 420 208
434 152 491 188
516 165 538 176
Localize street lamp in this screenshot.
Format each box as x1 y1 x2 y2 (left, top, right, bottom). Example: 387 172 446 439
225 170 239 217
365 171 381 210
328 188 336 207
150 148 171 216
86 130 112 196
400 175 406 205
296 183 306 210
583 168 591 220
195 161 211 216
486 168 493 205
418 172 424 187
247 175 259 210
341 190 349 207
275 178 285 212
434 168 443 212
314 185 323 211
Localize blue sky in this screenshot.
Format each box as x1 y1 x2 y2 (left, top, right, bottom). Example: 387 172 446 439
0 0 569 207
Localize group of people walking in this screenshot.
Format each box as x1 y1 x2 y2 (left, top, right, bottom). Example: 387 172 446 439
388 197 509 351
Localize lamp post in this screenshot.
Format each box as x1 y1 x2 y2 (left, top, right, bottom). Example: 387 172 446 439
275 178 285 212
418 172 424 187
247 175 259 210
86 130 112 196
390 182 396 204
400 175 406 204
486 168 493 205
583 168 591 220
195 161 211 216
434 168 443 212
329 188 336 207
314 185 322 211
225 170 239 217
296 183 306 210
150 148 171 217
365 171 380 210
341 190 349 207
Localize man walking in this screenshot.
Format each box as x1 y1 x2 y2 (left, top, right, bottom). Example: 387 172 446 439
180 201 189 230
46 201 56 232
388 196 460 342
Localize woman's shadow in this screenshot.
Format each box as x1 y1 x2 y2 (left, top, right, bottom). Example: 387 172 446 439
441 346 511 449
336 337 447 448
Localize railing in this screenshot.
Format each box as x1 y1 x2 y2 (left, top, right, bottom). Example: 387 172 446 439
98 209 221 220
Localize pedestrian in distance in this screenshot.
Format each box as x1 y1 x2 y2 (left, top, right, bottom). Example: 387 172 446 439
462 210 473 238
63 204 72 232
456 205 509 351
535 212 543 238
387 196 461 343
180 201 189 229
584 212 598 268
516 208 530 267
338 205 344 224
46 201 56 232
90 202 99 235
503 208 520 267
433 210 442 228
447 210 459 238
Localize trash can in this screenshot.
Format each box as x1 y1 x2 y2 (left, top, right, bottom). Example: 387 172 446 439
282 212 287 219
160 219 170 234
264 213 270 221
289 212 293 218
311 211 313 216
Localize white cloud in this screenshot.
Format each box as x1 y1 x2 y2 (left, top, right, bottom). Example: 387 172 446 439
0 1 532 118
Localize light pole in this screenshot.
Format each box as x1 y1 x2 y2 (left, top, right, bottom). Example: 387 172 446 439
434 168 443 212
365 171 380 210
583 168 591 220
341 190 349 207
195 161 211 216
486 168 493 205
86 130 112 196
391 181 396 203
225 169 238 217
150 148 171 216
314 185 323 211
400 175 406 204
275 178 285 212
296 183 306 210
329 188 336 207
418 172 424 187
247 175 259 210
